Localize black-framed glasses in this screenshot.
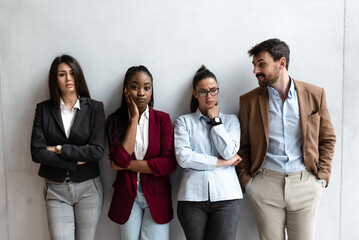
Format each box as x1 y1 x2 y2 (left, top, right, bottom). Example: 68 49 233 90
197 88 219 98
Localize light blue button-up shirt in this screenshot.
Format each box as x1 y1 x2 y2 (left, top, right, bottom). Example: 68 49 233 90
263 78 306 173
174 109 243 202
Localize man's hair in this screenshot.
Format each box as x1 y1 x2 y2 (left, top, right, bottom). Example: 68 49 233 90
248 38 290 70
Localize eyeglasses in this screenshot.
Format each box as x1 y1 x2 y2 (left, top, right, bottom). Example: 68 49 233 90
197 88 219 98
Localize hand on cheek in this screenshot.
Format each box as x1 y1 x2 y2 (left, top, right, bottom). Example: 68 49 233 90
125 89 139 120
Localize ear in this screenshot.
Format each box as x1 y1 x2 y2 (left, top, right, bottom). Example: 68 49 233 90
192 89 198 99
279 57 286 70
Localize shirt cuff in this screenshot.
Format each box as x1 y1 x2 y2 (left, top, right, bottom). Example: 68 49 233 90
207 155 218 169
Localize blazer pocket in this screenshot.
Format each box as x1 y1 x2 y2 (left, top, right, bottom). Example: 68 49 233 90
306 113 320 153
309 110 318 116
307 112 320 131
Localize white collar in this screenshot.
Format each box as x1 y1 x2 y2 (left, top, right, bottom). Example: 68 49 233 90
60 97 81 111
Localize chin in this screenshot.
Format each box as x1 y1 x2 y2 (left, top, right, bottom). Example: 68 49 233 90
137 102 148 107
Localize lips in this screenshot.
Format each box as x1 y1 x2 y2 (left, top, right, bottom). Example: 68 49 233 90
136 98 146 102
256 74 265 80
65 84 74 88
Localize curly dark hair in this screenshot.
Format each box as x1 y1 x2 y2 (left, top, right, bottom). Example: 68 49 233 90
248 38 290 70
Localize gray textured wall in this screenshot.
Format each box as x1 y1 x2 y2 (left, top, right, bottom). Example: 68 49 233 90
0 0 358 239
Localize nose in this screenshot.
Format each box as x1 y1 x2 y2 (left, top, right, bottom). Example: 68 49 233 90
253 66 260 74
66 73 73 82
137 88 145 96
205 92 213 99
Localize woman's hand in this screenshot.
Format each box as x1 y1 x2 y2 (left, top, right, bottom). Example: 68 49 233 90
77 161 86 165
124 88 139 120
217 154 242 167
46 146 56 152
207 104 219 119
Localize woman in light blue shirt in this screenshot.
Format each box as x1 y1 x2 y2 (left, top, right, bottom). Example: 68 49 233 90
174 65 243 240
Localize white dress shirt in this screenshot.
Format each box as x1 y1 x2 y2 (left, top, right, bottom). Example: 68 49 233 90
134 106 149 160
133 106 149 186
60 98 80 138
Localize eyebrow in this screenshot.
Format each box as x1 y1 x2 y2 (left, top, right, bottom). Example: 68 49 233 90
199 87 217 90
252 59 265 64
130 81 151 85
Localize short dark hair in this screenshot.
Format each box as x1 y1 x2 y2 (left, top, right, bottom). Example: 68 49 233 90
107 65 154 145
190 65 217 113
248 38 290 70
48 55 90 107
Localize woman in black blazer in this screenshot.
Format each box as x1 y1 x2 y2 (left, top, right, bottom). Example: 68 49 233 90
30 55 106 240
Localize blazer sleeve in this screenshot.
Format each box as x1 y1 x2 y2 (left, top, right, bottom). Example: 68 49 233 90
146 113 177 177
106 115 133 168
108 144 133 168
236 96 252 190
30 104 77 171
316 89 336 185
60 101 106 163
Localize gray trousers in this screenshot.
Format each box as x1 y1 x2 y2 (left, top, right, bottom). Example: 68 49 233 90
44 177 103 240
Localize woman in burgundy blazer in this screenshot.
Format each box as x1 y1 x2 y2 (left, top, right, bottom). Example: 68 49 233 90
107 66 176 240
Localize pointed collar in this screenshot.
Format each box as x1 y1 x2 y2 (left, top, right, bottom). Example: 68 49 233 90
60 97 81 111
267 76 296 99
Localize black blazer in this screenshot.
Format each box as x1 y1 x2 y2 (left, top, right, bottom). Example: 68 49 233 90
31 97 106 182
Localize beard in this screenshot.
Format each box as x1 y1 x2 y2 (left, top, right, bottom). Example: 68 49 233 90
256 71 279 87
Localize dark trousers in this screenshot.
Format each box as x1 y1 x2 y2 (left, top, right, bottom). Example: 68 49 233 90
177 199 240 240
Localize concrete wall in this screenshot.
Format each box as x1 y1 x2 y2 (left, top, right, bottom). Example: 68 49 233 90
0 0 357 239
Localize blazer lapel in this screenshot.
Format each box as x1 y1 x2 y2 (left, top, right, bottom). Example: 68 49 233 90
50 105 66 137
68 98 89 140
258 88 269 144
294 80 308 149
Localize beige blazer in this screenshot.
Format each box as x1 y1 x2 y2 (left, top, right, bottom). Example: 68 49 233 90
236 80 336 191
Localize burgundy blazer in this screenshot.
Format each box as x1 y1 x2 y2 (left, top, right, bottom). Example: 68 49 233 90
107 107 177 224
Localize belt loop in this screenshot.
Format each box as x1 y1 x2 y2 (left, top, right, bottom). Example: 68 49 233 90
300 171 303 181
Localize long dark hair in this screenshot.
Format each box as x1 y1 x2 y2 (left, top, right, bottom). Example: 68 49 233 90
107 66 154 146
48 55 90 107
190 65 217 113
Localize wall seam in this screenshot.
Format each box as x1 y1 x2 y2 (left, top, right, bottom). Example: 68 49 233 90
340 0 347 239
0 60 10 240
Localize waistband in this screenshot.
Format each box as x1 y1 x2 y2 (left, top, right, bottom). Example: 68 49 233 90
45 176 100 185
260 168 312 179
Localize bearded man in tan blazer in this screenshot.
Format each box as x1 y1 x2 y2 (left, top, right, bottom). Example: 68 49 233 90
236 38 336 240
